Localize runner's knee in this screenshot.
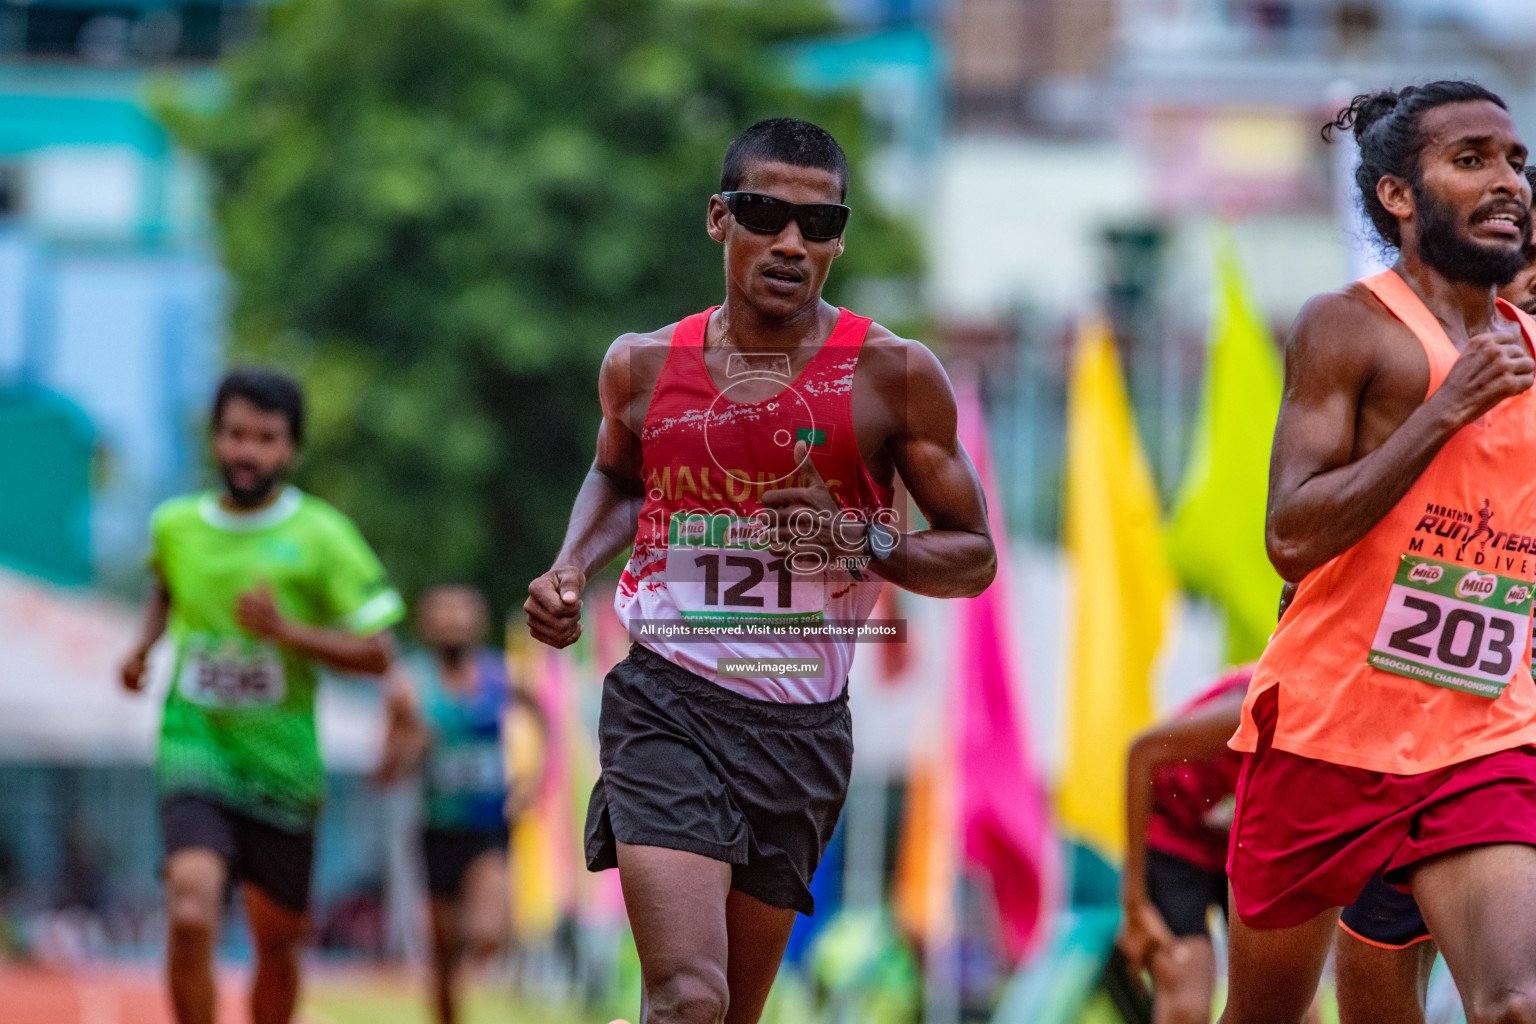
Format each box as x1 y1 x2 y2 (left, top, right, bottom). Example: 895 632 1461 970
165 883 220 944
250 913 306 959
1466 989 1536 1024
166 907 217 956
246 894 307 958
463 922 504 962
1151 948 1215 1024
1155 987 1214 1024
644 965 729 1024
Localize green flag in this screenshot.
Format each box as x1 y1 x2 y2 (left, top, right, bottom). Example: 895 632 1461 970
1167 230 1285 664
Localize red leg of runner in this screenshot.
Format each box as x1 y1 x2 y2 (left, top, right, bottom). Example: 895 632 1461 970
164 849 225 1024
1334 930 1435 1024
722 889 796 1024
244 883 308 1024
1218 897 1338 1024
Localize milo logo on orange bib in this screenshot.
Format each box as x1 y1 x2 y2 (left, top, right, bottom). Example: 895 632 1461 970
1370 555 1535 698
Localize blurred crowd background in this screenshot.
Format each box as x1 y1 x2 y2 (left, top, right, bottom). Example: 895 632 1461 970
3 0 1536 1021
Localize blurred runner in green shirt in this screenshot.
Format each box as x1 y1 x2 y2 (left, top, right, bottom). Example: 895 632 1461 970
119 369 403 1024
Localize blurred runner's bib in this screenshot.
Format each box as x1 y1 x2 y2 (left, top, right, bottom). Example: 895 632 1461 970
429 743 504 795
177 635 286 708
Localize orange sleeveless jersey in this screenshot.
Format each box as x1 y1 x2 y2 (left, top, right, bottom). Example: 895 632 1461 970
1232 270 1536 774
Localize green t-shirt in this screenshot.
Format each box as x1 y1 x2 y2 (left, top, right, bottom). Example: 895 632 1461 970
151 487 404 832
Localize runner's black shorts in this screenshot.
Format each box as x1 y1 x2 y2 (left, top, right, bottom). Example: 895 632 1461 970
584 644 854 915
160 793 315 913
422 827 509 899
1339 866 1431 949
1147 848 1228 937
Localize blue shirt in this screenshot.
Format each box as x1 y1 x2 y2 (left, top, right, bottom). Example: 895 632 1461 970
410 648 511 832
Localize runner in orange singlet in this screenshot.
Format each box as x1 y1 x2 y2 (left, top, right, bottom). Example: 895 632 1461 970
524 119 995 1024
1219 81 1536 1024
1328 169 1536 1024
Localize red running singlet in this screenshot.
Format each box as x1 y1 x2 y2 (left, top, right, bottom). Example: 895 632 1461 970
615 307 896 702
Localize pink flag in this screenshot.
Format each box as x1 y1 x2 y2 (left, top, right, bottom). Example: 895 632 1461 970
954 374 1058 963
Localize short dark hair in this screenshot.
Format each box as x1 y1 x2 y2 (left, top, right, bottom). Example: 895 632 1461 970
212 368 305 445
1325 80 1510 249
720 118 849 201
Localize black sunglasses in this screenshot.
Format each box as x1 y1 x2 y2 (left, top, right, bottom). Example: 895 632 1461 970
721 191 850 242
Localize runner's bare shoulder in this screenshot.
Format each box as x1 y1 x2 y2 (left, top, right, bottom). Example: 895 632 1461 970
850 323 955 480
600 322 683 428
1284 283 1407 395
855 322 950 399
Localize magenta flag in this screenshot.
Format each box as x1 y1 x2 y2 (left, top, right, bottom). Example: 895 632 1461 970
953 374 1058 962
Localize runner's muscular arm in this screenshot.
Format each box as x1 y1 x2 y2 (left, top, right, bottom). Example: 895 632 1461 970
764 340 996 596
235 588 395 674
1266 291 1534 582
869 343 996 598
525 335 650 649
119 575 171 692
373 668 428 785
1119 691 1246 971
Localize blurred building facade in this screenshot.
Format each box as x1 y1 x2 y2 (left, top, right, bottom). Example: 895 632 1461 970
0 7 238 588
0 10 411 961
920 0 1536 536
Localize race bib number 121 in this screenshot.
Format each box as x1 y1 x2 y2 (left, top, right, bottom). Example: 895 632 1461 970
665 512 826 625
1368 555 1534 698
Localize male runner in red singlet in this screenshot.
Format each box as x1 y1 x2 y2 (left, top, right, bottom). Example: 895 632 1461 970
1220 81 1536 1024
524 118 995 1024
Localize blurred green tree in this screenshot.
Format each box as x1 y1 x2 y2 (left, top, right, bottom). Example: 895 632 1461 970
163 0 919 622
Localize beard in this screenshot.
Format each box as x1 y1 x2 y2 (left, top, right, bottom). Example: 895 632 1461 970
219 462 283 508
1415 180 1531 287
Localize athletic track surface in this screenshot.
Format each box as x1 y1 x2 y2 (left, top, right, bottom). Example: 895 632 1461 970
0 965 321 1024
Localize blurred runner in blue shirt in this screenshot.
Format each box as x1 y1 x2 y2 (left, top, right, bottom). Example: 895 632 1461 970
377 584 544 1024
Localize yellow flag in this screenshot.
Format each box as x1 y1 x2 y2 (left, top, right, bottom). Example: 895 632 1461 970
1059 315 1176 854
1167 232 1284 664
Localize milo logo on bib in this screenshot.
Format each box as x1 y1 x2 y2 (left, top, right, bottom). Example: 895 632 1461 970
1369 555 1535 698
1456 572 1497 600
1408 563 1443 584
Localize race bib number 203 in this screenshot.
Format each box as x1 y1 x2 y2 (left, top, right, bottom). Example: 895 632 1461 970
1369 555 1534 698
